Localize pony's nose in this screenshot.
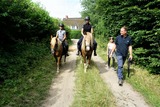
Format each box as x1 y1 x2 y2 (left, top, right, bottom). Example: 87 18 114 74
52 51 55 54
86 46 90 51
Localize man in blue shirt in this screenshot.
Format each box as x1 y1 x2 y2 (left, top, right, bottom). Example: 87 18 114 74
110 26 132 86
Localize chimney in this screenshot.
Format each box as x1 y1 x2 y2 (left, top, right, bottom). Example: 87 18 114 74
65 15 68 19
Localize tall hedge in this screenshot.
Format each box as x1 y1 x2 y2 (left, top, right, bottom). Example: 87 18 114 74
0 0 71 81
81 0 160 74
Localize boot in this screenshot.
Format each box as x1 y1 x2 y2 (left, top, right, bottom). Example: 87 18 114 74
76 50 79 55
94 50 97 56
66 52 69 56
66 47 69 56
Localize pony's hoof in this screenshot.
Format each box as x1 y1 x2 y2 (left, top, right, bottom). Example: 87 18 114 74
57 68 60 73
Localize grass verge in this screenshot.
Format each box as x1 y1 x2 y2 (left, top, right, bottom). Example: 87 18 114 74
96 38 160 107
0 55 56 107
71 57 115 107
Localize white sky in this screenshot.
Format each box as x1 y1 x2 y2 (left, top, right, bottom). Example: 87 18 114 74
31 0 83 19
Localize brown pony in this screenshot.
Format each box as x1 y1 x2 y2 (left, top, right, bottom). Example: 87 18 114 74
81 32 94 72
50 35 66 73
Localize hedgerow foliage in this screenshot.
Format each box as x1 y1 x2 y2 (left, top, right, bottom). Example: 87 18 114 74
81 0 160 74
0 0 70 80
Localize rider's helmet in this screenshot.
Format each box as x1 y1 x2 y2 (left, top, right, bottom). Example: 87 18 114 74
59 23 64 27
85 16 90 21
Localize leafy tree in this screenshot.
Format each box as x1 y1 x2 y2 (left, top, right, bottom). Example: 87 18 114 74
0 0 71 80
81 0 160 74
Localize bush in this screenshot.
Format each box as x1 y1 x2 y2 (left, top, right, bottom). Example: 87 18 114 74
0 39 50 80
70 30 81 39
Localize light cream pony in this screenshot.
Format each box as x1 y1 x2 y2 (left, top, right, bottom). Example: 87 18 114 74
81 32 94 72
50 35 66 73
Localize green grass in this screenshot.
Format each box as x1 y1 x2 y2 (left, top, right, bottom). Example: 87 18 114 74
124 66 160 107
71 57 115 107
0 55 56 107
96 38 160 107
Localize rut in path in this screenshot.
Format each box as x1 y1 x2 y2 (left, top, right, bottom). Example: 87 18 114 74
41 39 78 107
92 55 150 107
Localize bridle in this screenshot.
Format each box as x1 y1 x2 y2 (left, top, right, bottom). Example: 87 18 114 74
51 38 58 54
84 38 91 51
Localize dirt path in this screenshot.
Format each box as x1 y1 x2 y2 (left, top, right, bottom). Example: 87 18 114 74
92 55 150 107
41 39 150 107
41 39 78 107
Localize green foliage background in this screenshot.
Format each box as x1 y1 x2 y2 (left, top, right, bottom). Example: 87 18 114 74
81 0 160 74
70 30 81 39
0 0 71 81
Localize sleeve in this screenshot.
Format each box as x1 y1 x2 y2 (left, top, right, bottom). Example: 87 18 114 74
63 30 66 35
115 36 118 45
129 37 132 46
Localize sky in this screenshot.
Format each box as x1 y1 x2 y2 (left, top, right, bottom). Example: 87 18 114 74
31 0 83 19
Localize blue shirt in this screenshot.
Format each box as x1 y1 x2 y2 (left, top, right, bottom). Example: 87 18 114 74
115 35 132 57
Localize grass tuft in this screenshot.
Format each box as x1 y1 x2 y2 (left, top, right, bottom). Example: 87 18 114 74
71 57 115 107
125 66 160 107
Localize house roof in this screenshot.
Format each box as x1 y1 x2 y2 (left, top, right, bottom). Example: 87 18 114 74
63 17 84 27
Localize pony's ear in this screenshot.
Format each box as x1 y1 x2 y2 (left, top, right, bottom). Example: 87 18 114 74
51 35 53 39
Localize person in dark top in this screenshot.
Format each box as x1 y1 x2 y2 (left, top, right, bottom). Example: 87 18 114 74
110 26 132 86
76 16 97 56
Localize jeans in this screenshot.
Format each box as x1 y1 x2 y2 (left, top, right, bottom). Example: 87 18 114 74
117 56 127 80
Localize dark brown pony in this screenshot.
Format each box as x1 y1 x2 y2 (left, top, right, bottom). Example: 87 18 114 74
81 32 94 72
50 35 66 73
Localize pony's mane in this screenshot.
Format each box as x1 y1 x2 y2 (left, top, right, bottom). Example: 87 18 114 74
82 32 94 50
51 37 62 50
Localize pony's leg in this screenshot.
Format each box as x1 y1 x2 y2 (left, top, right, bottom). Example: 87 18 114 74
64 55 66 63
59 56 62 66
83 57 87 73
55 57 57 63
88 56 90 65
88 55 92 68
57 57 61 73
57 63 59 73
84 63 87 73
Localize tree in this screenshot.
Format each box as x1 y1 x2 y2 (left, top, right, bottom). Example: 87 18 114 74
81 0 160 73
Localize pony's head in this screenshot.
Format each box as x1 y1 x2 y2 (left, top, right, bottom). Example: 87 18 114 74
82 32 93 51
50 35 58 54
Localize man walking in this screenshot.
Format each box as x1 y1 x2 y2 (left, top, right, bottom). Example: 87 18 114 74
110 26 132 86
